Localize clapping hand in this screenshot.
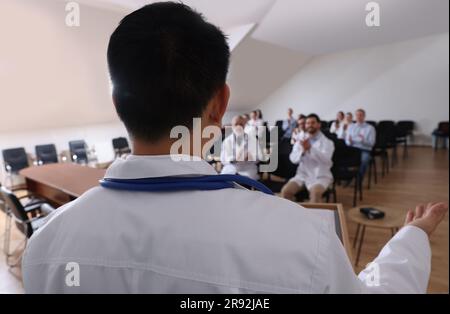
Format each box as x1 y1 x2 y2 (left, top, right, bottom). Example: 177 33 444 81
301 139 311 151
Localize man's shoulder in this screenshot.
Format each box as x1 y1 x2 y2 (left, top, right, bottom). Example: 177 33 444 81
224 189 328 224
319 132 335 147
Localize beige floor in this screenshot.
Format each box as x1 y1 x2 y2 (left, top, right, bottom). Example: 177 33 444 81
0 146 448 294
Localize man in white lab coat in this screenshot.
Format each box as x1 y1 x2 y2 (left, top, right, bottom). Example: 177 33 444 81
23 2 447 294
281 114 335 203
221 115 265 180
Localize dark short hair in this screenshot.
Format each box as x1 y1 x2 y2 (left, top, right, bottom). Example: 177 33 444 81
306 113 321 123
257 109 263 119
107 2 230 141
298 114 306 120
356 109 366 116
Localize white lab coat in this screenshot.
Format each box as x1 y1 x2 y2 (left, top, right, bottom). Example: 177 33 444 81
245 119 265 140
23 155 431 293
336 122 353 140
289 132 335 190
220 133 265 180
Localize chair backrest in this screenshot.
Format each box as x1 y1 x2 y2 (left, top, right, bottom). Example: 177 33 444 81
0 186 32 237
2 147 29 173
271 153 297 180
275 120 284 139
320 121 330 132
269 141 297 180
334 145 361 167
438 121 449 135
396 121 415 138
377 121 396 144
323 130 338 142
35 144 58 165
112 137 130 150
69 140 88 162
397 121 415 133
366 120 377 128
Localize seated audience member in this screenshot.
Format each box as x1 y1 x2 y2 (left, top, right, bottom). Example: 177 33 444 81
221 115 265 180
282 108 297 140
246 110 264 128
337 112 354 139
281 114 335 203
345 109 376 183
256 109 264 121
245 110 265 139
291 114 307 145
241 113 250 126
330 111 345 134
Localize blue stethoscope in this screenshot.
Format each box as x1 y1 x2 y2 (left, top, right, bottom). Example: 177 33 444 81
100 174 274 195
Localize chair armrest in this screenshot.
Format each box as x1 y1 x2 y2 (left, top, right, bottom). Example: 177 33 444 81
18 193 36 200
24 202 45 213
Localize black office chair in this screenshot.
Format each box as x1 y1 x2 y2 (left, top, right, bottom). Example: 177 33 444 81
260 148 297 193
367 129 390 190
330 142 362 207
377 121 398 167
366 120 377 128
323 130 338 142
397 121 415 137
35 144 58 165
395 121 414 158
0 186 54 267
69 140 88 164
2 147 30 191
432 121 449 150
274 120 285 140
320 121 330 133
2 147 29 174
112 137 131 158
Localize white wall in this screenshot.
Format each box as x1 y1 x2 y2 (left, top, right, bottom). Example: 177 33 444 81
0 0 124 134
228 38 310 111
259 33 449 145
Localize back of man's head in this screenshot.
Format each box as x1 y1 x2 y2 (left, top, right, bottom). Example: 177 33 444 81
107 2 230 142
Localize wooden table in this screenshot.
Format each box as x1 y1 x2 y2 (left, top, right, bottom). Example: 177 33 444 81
347 205 408 266
20 163 106 207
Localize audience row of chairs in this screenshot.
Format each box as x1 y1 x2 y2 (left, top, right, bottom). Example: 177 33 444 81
264 120 427 206
262 137 363 207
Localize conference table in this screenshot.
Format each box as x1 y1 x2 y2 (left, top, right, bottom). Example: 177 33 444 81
20 163 106 207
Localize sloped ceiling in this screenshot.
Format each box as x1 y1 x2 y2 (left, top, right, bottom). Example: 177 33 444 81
253 0 449 55
0 0 448 133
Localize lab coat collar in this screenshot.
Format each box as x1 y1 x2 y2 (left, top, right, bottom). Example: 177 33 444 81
104 155 218 180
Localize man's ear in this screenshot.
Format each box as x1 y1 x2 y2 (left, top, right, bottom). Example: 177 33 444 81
207 84 230 125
